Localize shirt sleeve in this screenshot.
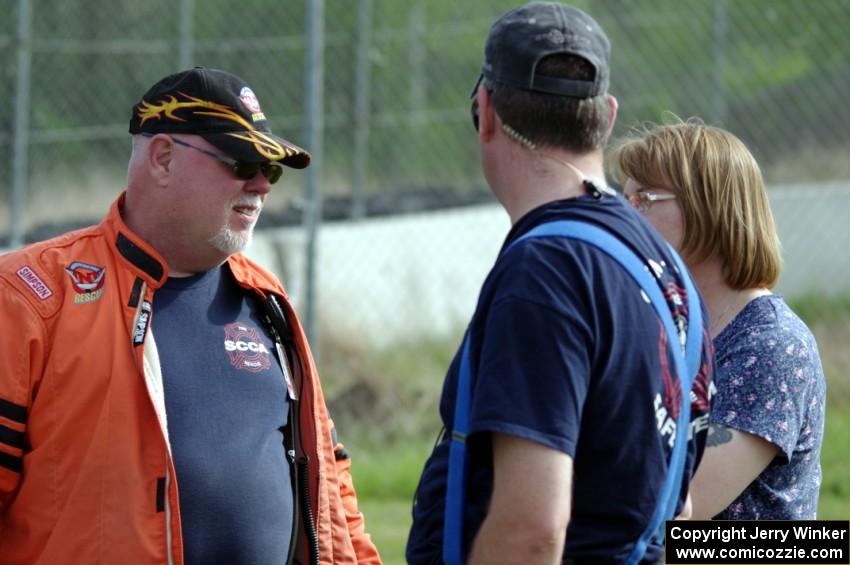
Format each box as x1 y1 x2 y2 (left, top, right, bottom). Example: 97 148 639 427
709 321 820 463
467 295 591 457
0 286 46 509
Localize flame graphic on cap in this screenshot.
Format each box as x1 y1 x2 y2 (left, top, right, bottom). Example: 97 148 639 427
136 93 289 160
227 131 296 161
137 93 254 128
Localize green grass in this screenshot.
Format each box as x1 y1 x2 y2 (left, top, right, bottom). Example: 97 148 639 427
793 293 850 518
789 292 850 326
819 409 850 519
319 331 451 445
348 440 433 565
347 438 433 502
358 498 412 565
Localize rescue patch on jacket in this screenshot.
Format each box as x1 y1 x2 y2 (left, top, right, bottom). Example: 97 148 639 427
65 261 106 304
134 301 152 346
16 266 54 300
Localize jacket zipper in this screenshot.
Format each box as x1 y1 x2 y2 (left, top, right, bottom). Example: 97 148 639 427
264 295 319 565
165 464 175 565
130 281 177 564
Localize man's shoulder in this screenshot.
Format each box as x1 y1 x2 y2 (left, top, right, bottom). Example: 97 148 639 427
516 197 669 256
0 225 104 317
500 209 661 282
227 253 287 296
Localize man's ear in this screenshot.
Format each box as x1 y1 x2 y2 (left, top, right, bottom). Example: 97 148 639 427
605 94 619 135
146 134 174 183
478 85 497 143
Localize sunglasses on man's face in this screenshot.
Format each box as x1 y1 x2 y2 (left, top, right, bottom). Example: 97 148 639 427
141 133 284 184
471 97 481 132
469 74 492 133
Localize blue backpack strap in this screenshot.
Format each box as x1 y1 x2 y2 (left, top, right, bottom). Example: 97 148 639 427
662 245 703 525
443 336 473 565
443 220 702 565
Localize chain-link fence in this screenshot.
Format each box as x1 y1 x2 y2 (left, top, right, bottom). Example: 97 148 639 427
3 3 849 551
2 0 849 351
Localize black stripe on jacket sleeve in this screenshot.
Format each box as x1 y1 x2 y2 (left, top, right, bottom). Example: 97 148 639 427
0 451 22 473
0 424 24 450
0 399 27 424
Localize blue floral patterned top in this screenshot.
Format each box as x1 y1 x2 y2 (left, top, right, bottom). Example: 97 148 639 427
711 294 826 519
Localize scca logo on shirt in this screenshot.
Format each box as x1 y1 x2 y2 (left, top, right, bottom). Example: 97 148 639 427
223 322 271 373
224 340 270 354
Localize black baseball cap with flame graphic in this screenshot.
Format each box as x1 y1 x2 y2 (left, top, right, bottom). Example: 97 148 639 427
129 67 310 168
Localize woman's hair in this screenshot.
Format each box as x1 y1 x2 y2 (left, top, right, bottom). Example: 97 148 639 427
610 118 782 289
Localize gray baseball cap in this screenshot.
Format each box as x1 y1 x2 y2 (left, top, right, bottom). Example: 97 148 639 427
472 2 610 98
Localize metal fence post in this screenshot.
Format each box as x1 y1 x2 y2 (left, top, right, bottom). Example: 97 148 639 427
178 0 195 70
712 0 728 127
10 0 32 248
303 0 325 349
408 0 425 125
351 0 373 220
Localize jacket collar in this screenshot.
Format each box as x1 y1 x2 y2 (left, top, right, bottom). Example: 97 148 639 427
101 193 169 289
226 253 286 298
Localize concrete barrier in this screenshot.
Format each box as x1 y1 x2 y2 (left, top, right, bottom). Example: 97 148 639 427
246 182 850 344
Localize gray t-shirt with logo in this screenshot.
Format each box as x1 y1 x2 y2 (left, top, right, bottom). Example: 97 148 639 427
153 265 293 564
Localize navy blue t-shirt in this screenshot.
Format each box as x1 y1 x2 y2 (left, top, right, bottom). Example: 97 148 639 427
152 265 293 565
407 195 714 564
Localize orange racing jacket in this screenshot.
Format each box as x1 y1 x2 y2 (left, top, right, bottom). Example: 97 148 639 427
0 194 381 565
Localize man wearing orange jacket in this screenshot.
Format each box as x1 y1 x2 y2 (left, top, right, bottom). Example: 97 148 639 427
0 67 381 565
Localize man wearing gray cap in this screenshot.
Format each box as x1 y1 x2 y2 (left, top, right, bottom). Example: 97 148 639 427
407 3 713 564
